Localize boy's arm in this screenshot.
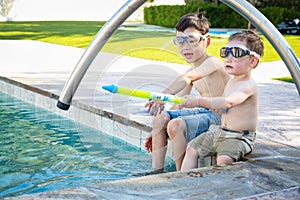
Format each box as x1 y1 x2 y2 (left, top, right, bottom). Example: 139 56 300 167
146 57 222 115
145 82 192 115
181 81 257 110
169 83 192 110
187 57 223 81
164 57 222 95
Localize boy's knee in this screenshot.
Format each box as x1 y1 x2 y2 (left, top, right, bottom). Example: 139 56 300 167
216 155 234 165
167 118 186 138
186 145 198 157
152 111 170 128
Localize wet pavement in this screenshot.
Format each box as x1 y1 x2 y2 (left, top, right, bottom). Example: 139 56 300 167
0 40 299 199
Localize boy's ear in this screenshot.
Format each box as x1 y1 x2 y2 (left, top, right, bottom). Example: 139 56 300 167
250 56 260 68
205 37 211 48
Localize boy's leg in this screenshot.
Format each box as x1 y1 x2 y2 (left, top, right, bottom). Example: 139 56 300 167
216 155 234 165
168 109 221 171
167 118 187 170
215 138 252 165
182 125 219 170
151 111 170 171
181 145 199 171
151 108 202 171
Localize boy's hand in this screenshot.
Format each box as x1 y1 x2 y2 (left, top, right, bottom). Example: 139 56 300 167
144 134 152 153
210 108 223 115
145 100 165 116
179 95 199 109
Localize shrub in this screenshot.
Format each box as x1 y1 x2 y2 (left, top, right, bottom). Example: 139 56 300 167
144 3 299 29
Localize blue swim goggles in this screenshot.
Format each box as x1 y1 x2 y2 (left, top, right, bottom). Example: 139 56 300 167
220 46 260 59
173 33 208 47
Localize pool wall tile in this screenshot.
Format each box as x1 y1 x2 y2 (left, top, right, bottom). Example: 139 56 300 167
126 126 142 149
94 114 102 131
113 121 128 143
77 107 94 127
24 90 35 104
67 105 79 120
6 83 13 94
13 85 21 97
101 117 115 137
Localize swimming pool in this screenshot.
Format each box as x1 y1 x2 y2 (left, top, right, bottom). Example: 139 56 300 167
119 23 237 37
0 91 160 198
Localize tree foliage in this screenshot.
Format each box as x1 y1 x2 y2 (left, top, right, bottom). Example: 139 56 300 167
0 0 14 17
185 0 204 4
185 0 300 10
254 0 300 11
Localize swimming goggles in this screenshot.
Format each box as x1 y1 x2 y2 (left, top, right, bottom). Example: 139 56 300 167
220 45 260 59
173 33 208 47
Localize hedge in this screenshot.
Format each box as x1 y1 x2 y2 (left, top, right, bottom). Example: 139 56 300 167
144 3 300 29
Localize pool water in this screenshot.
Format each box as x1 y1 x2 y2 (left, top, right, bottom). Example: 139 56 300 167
0 91 173 197
119 24 236 38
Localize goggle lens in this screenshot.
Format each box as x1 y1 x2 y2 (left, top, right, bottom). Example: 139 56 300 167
220 47 250 58
220 46 260 59
173 34 206 46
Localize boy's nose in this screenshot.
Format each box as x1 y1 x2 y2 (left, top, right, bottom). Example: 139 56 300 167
225 53 234 61
224 56 234 66
179 41 190 49
182 40 190 47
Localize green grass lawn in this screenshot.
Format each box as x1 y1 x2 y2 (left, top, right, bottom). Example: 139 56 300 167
272 76 294 83
0 21 299 79
1 21 299 62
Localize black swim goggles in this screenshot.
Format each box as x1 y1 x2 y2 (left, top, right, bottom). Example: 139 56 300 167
220 46 260 59
173 33 208 47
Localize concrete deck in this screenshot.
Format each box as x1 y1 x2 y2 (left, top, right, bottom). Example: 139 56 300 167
0 40 299 199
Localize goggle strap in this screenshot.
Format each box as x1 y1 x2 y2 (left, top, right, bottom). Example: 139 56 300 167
249 51 261 59
203 33 209 38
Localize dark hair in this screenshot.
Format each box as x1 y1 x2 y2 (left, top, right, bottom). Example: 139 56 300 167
229 30 264 57
175 11 210 35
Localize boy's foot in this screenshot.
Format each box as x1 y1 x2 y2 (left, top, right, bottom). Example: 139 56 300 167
130 168 164 177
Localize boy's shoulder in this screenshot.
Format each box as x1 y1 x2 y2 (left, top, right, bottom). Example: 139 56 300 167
203 55 223 66
229 77 257 85
228 78 258 93
206 55 222 62
201 56 225 71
